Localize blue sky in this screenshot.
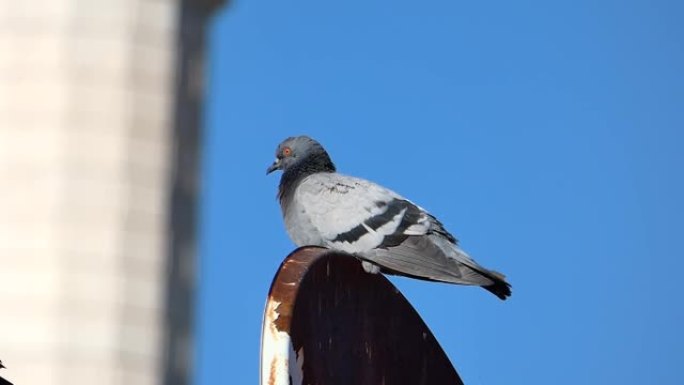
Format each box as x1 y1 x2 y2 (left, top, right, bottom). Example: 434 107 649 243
196 1 684 384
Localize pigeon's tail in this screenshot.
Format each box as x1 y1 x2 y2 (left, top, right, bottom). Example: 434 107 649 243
363 235 512 300
478 269 512 300
440 239 512 300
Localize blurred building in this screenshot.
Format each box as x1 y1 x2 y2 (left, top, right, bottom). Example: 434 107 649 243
0 1 224 384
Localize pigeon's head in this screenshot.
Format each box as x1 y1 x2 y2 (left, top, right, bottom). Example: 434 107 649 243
267 136 335 175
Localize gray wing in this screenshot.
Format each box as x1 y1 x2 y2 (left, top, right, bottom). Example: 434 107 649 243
296 173 435 252
297 174 509 290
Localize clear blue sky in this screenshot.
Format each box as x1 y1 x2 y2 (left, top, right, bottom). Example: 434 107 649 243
196 1 684 384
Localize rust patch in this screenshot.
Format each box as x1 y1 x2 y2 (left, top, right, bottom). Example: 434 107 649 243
262 246 331 385
268 354 279 385
268 246 330 332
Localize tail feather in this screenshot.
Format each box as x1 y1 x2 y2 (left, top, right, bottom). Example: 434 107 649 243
483 277 512 300
449 243 512 300
472 266 512 300
361 234 513 300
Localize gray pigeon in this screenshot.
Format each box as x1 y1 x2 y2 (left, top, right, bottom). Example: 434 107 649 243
267 136 511 300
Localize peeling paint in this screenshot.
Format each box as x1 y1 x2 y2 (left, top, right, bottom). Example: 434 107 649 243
261 247 328 385
260 295 307 385
260 298 291 385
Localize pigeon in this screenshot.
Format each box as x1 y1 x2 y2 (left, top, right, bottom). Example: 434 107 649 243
267 136 511 300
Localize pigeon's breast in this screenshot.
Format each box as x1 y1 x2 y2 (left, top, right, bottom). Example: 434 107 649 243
282 188 324 247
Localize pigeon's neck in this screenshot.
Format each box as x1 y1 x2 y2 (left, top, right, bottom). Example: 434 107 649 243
278 152 336 203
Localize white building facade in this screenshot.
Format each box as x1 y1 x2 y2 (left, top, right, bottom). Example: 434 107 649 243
0 1 223 384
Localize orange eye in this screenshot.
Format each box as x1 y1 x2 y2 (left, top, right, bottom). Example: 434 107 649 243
282 147 292 157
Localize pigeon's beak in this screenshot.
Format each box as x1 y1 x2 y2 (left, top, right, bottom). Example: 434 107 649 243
266 159 280 175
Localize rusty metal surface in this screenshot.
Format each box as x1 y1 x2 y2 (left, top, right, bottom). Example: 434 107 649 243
261 246 464 385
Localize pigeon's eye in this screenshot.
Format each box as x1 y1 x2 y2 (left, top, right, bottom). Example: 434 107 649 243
282 147 292 157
